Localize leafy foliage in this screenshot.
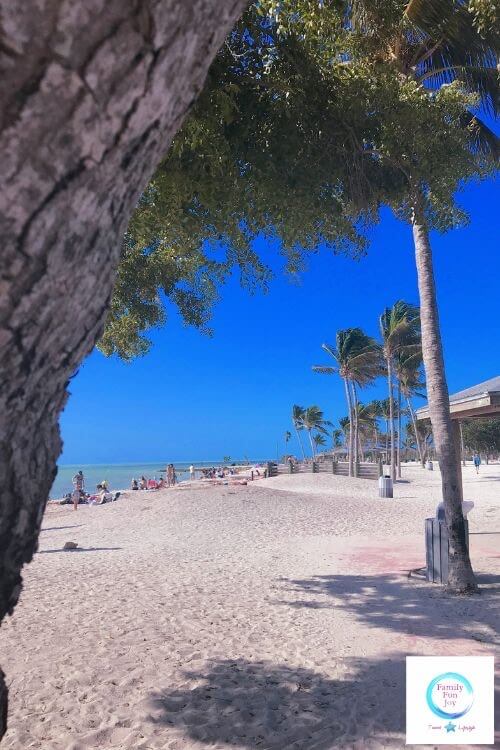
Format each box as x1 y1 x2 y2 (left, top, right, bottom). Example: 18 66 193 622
462 418 500 452
100 0 498 359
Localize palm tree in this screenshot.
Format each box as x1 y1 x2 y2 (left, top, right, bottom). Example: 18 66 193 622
379 301 420 480
291 405 306 460
331 428 343 450
348 0 494 595
284 430 292 457
354 402 377 462
395 349 427 468
301 405 330 458
338 416 351 458
313 433 327 455
313 328 383 476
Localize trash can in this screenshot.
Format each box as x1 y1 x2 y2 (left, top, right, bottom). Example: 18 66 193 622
425 517 469 584
378 475 393 498
426 460 434 471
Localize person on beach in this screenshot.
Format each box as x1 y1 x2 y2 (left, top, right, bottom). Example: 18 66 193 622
167 463 176 486
72 470 85 510
131 478 138 490
139 476 148 490
473 453 481 474
190 464 195 480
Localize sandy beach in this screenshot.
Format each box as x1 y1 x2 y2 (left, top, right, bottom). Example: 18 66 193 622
1 463 499 749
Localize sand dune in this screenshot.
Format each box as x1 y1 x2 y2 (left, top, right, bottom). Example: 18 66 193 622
1 463 499 748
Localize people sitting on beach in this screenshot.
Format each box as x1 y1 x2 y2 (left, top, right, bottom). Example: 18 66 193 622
147 478 158 489
157 477 165 489
139 476 148 490
131 478 139 490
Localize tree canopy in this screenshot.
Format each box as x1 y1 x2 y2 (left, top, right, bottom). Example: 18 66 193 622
100 0 498 359
462 418 500 453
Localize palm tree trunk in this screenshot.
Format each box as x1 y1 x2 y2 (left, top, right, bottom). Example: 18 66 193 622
294 425 306 460
308 429 315 459
412 193 477 593
459 421 466 467
387 358 396 481
397 381 402 478
343 378 354 477
406 396 424 466
351 381 359 476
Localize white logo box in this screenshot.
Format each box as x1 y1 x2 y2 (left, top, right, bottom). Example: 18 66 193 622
406 656 494 745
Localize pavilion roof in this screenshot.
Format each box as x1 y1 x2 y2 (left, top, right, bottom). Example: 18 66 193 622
416 376 500 421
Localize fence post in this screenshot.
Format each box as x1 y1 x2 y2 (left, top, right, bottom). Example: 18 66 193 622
332 460 337 475
288 461 293 474
378 457 383 477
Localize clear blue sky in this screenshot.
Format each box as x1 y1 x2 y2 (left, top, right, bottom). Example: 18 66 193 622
59 178 498 465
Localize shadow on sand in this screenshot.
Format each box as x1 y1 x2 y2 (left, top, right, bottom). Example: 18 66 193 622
147 656 499 748
38 546 122 554
147 656 406 748
40 525 83 532
273 573 500 645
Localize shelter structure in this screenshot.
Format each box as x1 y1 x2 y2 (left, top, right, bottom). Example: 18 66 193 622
416 376 500 422
416 376 500 490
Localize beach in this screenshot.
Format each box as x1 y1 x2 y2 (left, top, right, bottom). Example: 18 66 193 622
1 463 499 749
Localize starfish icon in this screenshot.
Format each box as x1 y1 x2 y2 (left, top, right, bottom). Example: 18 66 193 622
445 721 456 733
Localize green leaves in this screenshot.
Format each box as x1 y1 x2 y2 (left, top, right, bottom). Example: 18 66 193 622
100 0 498 359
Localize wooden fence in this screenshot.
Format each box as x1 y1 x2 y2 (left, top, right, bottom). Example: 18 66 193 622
266 460 381 480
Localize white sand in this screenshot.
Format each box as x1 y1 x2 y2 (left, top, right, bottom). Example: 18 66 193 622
1 463 499 749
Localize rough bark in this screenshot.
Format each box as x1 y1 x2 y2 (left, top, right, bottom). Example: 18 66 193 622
411 194 477 594
0 0 248 733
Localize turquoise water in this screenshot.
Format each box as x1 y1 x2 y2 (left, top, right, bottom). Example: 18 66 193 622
50 461 259 499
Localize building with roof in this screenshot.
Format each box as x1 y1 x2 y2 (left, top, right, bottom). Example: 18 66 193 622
416 376 500 422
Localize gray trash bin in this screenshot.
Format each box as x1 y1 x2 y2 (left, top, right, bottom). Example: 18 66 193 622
378 475 393 498
425 517 469 584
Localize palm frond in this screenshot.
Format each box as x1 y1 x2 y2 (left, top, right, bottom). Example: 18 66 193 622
406 0 499 114
312 365 338 375
460 111 500 159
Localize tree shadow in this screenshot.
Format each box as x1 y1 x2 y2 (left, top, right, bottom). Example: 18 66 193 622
273 574 500 645
147 656 407 748
146 656 499 748
40 525 83 532
38 546 122 554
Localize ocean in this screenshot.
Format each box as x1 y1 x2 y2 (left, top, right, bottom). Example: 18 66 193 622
50 461 260 499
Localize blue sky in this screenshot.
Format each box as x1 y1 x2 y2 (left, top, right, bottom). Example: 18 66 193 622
59 178 498 465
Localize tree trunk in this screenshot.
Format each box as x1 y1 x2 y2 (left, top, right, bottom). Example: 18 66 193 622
387 358 396 480
344 378 354 476
397 381 402 478
459 421 466 467
406 396 425 466
308 429 315 459
411 194 477 594
0 0 247 734
294 425 306 460
351 381 359 476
